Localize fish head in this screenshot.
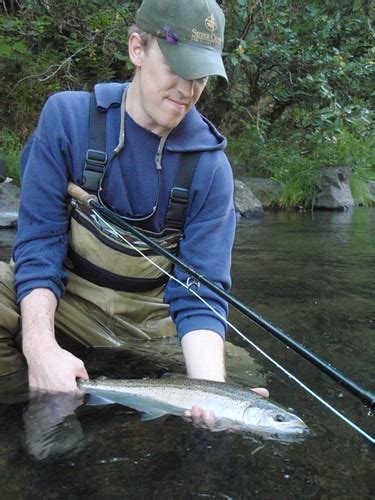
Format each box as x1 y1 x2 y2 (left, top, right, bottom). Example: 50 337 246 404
242 403 308 440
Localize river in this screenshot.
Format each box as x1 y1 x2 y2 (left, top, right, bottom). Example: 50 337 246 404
0 208 373 498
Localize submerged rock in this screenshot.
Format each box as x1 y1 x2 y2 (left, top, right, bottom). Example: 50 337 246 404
314 166 354 210
234 180 264 218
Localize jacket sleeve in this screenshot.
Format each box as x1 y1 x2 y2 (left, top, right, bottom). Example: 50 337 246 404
164 151 236 339
13 94 78 304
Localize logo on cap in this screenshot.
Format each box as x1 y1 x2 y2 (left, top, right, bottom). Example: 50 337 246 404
191 12 222 48
205 14 217 33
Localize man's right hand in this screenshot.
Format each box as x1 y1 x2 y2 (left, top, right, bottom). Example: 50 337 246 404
21 288 89 394
25 340 88 393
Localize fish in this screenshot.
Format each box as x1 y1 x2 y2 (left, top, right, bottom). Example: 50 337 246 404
78 376 308 441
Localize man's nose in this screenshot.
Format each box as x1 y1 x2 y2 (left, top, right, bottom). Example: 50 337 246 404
177 77 195 98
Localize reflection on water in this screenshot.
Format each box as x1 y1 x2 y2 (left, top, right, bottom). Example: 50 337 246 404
0 208 374 498
231 209 375 392
22 392 85 462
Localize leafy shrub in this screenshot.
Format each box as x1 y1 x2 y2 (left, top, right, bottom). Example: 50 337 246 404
0 0 373 208
0 0 135 142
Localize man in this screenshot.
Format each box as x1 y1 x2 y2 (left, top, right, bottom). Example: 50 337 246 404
0 0 267 425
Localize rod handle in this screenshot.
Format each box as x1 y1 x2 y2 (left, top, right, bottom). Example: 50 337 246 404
67 182 97 207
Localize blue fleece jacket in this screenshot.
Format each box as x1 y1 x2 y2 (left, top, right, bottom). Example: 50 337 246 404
13 83 236 339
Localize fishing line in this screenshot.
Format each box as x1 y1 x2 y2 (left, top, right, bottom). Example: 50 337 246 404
93 209 374 445
68 182 375 409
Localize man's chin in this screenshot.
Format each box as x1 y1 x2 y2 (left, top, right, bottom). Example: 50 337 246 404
155 116 185 135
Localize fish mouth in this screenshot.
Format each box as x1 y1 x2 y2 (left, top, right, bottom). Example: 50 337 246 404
261 423 308 433
280 423 308 433
273 417 308 432
253 422 309 443
261 422 309 442
243 409 309 440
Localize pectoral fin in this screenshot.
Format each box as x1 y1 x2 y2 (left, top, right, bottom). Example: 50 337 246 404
211 419 242 433
85 394 115 406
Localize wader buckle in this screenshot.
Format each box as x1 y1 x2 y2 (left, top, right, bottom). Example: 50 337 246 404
85 149 108 168
82 149 108 191
170 187 189 205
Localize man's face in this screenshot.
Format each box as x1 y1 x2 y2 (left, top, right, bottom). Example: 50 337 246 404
130 38 208 136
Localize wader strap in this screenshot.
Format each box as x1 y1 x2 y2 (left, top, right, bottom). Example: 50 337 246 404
81 92 108 192
165 152 201 230
67 247 169 292
81 88 201 230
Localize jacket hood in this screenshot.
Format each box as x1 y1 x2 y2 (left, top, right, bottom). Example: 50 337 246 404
94 82 227 154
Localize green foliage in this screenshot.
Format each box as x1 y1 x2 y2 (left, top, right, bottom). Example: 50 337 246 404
0 129 22 184
221 0 374 208
228 126 375 208
227 126 319 208
0 0 136 142
205 0 374 141
0 0 373 209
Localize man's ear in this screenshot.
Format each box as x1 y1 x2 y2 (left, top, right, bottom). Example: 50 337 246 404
128 33 145 68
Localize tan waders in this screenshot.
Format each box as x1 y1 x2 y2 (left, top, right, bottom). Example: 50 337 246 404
0 258 177 395
0 189 267 396
0 261 266 396
0 256 266 395
0 262 28 394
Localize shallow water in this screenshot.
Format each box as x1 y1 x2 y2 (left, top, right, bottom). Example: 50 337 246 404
0 208 374 498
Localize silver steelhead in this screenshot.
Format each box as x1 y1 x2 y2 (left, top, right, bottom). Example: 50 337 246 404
79 376 308 441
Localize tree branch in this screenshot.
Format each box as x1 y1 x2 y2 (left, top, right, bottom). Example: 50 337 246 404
13 30 101 89
239 0 262 42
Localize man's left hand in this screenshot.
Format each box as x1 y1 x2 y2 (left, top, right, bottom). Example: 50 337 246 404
183 387 270 429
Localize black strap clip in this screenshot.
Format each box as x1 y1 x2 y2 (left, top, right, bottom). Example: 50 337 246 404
170 187 189 205
81 149 108 191
85 149 107 169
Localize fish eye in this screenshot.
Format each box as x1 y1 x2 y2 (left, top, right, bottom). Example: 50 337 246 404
274 413 285 422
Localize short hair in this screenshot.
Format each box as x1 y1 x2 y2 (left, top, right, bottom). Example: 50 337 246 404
128 24 154 47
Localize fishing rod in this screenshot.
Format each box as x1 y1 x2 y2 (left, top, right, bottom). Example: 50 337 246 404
89 204 375 444
67 183 375 409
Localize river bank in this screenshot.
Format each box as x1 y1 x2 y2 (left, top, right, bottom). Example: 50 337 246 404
1 164 375 229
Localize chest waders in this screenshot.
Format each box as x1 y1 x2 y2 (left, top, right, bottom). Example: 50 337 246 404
65 89 200 340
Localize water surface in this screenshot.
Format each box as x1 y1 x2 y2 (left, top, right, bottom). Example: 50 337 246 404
0 209 373 498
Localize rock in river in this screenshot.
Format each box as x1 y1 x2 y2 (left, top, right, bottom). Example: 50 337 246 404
314 166 354 210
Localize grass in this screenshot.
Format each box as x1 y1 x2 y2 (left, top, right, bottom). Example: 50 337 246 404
227 126 375 208
0 129 22 184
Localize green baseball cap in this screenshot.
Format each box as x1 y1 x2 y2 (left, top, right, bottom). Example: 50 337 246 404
136 0 227 81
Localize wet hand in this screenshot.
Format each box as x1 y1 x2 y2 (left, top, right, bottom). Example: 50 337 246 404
183 387 270 429
184 405 216 429
26 340 89 394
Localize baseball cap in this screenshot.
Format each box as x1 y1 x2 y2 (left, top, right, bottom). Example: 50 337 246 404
135 0 228 81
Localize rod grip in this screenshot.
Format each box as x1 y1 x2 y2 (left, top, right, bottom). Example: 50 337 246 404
67 182 98 207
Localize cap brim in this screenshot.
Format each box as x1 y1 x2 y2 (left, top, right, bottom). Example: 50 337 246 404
157 39 228 82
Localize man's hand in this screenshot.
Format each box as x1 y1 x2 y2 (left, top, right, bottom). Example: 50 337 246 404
181 330 269 429
183 387 270 430
25 339 88 393
21 288 88 394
